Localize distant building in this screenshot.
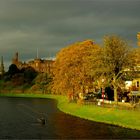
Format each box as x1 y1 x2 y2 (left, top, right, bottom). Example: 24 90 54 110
12 52 23 69
12 52 54 74
132 78 140 91
125 74 140 92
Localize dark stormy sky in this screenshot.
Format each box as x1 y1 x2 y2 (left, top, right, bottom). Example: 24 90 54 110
0 0 140 70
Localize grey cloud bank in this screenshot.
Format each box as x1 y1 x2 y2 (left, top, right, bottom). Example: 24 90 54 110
0 0 140 70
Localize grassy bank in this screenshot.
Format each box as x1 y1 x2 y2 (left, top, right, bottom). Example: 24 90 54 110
0 93 140 131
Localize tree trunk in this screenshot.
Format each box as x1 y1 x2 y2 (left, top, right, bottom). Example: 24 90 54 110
113 76 118 102
114 86 118 102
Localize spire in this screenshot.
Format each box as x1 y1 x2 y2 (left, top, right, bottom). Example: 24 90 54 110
15 52 19 61
0 56 5 75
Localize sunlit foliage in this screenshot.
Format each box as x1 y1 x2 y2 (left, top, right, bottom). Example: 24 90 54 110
52 40 101 98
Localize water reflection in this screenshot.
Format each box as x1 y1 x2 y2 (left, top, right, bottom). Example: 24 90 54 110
0 97 140 139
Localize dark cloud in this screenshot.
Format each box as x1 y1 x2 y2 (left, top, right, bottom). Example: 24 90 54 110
0 0 140 70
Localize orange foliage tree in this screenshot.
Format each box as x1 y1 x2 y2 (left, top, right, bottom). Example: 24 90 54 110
52 40 101 98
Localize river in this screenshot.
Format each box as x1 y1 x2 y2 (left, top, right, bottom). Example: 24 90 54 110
0 97 140 139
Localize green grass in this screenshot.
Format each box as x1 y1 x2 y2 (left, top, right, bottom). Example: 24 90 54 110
0 93 140 130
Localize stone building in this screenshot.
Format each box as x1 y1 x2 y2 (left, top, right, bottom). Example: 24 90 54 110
12 52 54 74
12 52 23 69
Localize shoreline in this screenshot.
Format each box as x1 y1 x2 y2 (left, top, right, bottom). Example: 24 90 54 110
0 93 140 131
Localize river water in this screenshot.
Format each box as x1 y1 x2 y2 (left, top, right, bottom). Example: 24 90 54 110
0 97 140 139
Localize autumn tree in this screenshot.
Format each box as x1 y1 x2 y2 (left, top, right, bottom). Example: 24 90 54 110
52 40 100 99
99 35 136 102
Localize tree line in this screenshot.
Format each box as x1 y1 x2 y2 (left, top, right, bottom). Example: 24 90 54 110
0 35 140 102
0 64 52 93
52 35 140 102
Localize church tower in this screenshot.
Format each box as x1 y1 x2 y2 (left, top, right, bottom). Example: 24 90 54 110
12 52 19 64
0 56 5 75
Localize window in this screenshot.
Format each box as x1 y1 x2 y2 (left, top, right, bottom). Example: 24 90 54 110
136 81 139 88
